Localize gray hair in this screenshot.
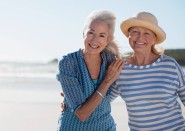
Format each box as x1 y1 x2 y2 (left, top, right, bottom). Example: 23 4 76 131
83 10 120 58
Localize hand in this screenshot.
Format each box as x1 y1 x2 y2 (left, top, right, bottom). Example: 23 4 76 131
104 59 124 84
60 92 66 112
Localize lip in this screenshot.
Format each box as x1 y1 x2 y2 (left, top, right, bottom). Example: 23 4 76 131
133 42 146 48
89 43 99 49
136 42 145 45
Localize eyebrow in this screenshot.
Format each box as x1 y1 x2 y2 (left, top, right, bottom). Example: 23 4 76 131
90 29 106 35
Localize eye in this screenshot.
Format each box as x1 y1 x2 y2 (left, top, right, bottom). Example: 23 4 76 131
88 31 93 35
133 30 139 33
99 34 105 38
144 32 150 35
130 30 139 36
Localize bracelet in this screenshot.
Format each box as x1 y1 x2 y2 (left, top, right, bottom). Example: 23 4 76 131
96 90 104 99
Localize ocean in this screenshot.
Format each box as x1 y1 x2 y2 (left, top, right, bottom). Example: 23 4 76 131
0 62 61 103
0 62 184 131
0 62 185 104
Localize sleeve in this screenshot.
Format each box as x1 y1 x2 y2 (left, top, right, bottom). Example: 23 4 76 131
109 81 121 102
56 56 86 111
175 62 185 106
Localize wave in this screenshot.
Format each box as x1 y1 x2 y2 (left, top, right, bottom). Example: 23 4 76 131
0 62 184 79
0 62 58 78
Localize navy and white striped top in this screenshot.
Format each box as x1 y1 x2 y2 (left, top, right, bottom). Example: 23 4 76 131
57 49 116 131
110 55 185 131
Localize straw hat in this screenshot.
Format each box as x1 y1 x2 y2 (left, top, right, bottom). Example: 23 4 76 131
120 12 166 44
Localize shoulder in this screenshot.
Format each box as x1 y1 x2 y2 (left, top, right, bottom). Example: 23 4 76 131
160 54 183 70
58 50 79 72
101 50 116 63
162 54 175 61
161 55 179 65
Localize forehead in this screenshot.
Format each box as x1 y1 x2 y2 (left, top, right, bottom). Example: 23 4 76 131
89 20 109 32
130 26 154 33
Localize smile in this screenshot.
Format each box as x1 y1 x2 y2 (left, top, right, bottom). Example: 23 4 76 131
136 42 145 45
89 43 99 49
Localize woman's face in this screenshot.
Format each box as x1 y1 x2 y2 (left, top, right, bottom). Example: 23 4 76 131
128 26 156 53
83 20 110 55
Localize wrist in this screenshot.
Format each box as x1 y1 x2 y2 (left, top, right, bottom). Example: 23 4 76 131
102 79 112 87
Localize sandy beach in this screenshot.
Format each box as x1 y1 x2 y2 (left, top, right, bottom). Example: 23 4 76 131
0 99 128 131
1 77 184 131
0 72 127 131
0 75 129 131
0 63 184 131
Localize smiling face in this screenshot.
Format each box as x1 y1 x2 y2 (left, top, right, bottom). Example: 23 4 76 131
128 26 157 54
83 20 110 55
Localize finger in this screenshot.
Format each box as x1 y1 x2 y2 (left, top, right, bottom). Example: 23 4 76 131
117 62 124 73
107 61 115 71
117 60 124 70
112 59 124 70
60 92 64 97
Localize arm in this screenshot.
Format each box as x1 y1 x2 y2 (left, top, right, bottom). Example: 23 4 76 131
75 59 124 121
176 63 185 106
109 81 121 102
57 56 86 111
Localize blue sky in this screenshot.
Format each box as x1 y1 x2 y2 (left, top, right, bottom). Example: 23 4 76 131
0 0 185 62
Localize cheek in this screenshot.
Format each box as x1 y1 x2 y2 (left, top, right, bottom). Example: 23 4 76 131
84 34 92 42
83 37 89 47
147 39 156 46
102 40 109 47
148 35 157 44
99 37 108 44
128 37 134 46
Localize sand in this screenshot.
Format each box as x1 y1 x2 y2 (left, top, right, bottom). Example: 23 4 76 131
0 77 128 131
0 100 128 131
0 76 184 131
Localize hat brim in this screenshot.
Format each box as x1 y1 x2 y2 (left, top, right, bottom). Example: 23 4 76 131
120 18 166 44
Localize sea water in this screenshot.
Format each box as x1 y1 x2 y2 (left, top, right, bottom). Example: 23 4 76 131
0 62 61 103
0 62 185 104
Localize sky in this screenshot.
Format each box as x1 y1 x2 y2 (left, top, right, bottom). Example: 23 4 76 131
0 0 185 63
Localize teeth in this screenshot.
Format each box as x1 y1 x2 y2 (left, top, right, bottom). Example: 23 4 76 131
89 44 99 48
136 42 145 45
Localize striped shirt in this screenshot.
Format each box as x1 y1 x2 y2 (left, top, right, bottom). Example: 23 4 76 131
110 55 185 131
57 49 116 131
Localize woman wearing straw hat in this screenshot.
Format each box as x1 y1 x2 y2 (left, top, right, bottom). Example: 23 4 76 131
56 10 123 131
110 12 185 130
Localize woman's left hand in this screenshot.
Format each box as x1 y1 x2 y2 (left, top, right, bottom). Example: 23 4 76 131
104 59 124 84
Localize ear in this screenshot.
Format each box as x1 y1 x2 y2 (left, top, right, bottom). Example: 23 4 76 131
153 36 157 45
107 36 113 43
83 32 85 38
83 32 87 38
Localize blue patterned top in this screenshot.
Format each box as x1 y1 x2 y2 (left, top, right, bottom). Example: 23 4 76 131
110 55 185 131
57 49 116 131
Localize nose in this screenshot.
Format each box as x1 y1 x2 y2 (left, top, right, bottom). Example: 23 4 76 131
136 32 145 40
92 35 99 42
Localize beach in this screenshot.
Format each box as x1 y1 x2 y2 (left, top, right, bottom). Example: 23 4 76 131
0 61 129 131
0 74 127 131
0 62 184 131
0 76 128 131
0 95 128 131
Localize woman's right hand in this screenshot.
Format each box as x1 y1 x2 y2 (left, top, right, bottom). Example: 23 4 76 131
60 92 66 112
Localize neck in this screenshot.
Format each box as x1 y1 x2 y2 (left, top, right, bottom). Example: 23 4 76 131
83 53 101 63
130 52 159 66
83 51 102 80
